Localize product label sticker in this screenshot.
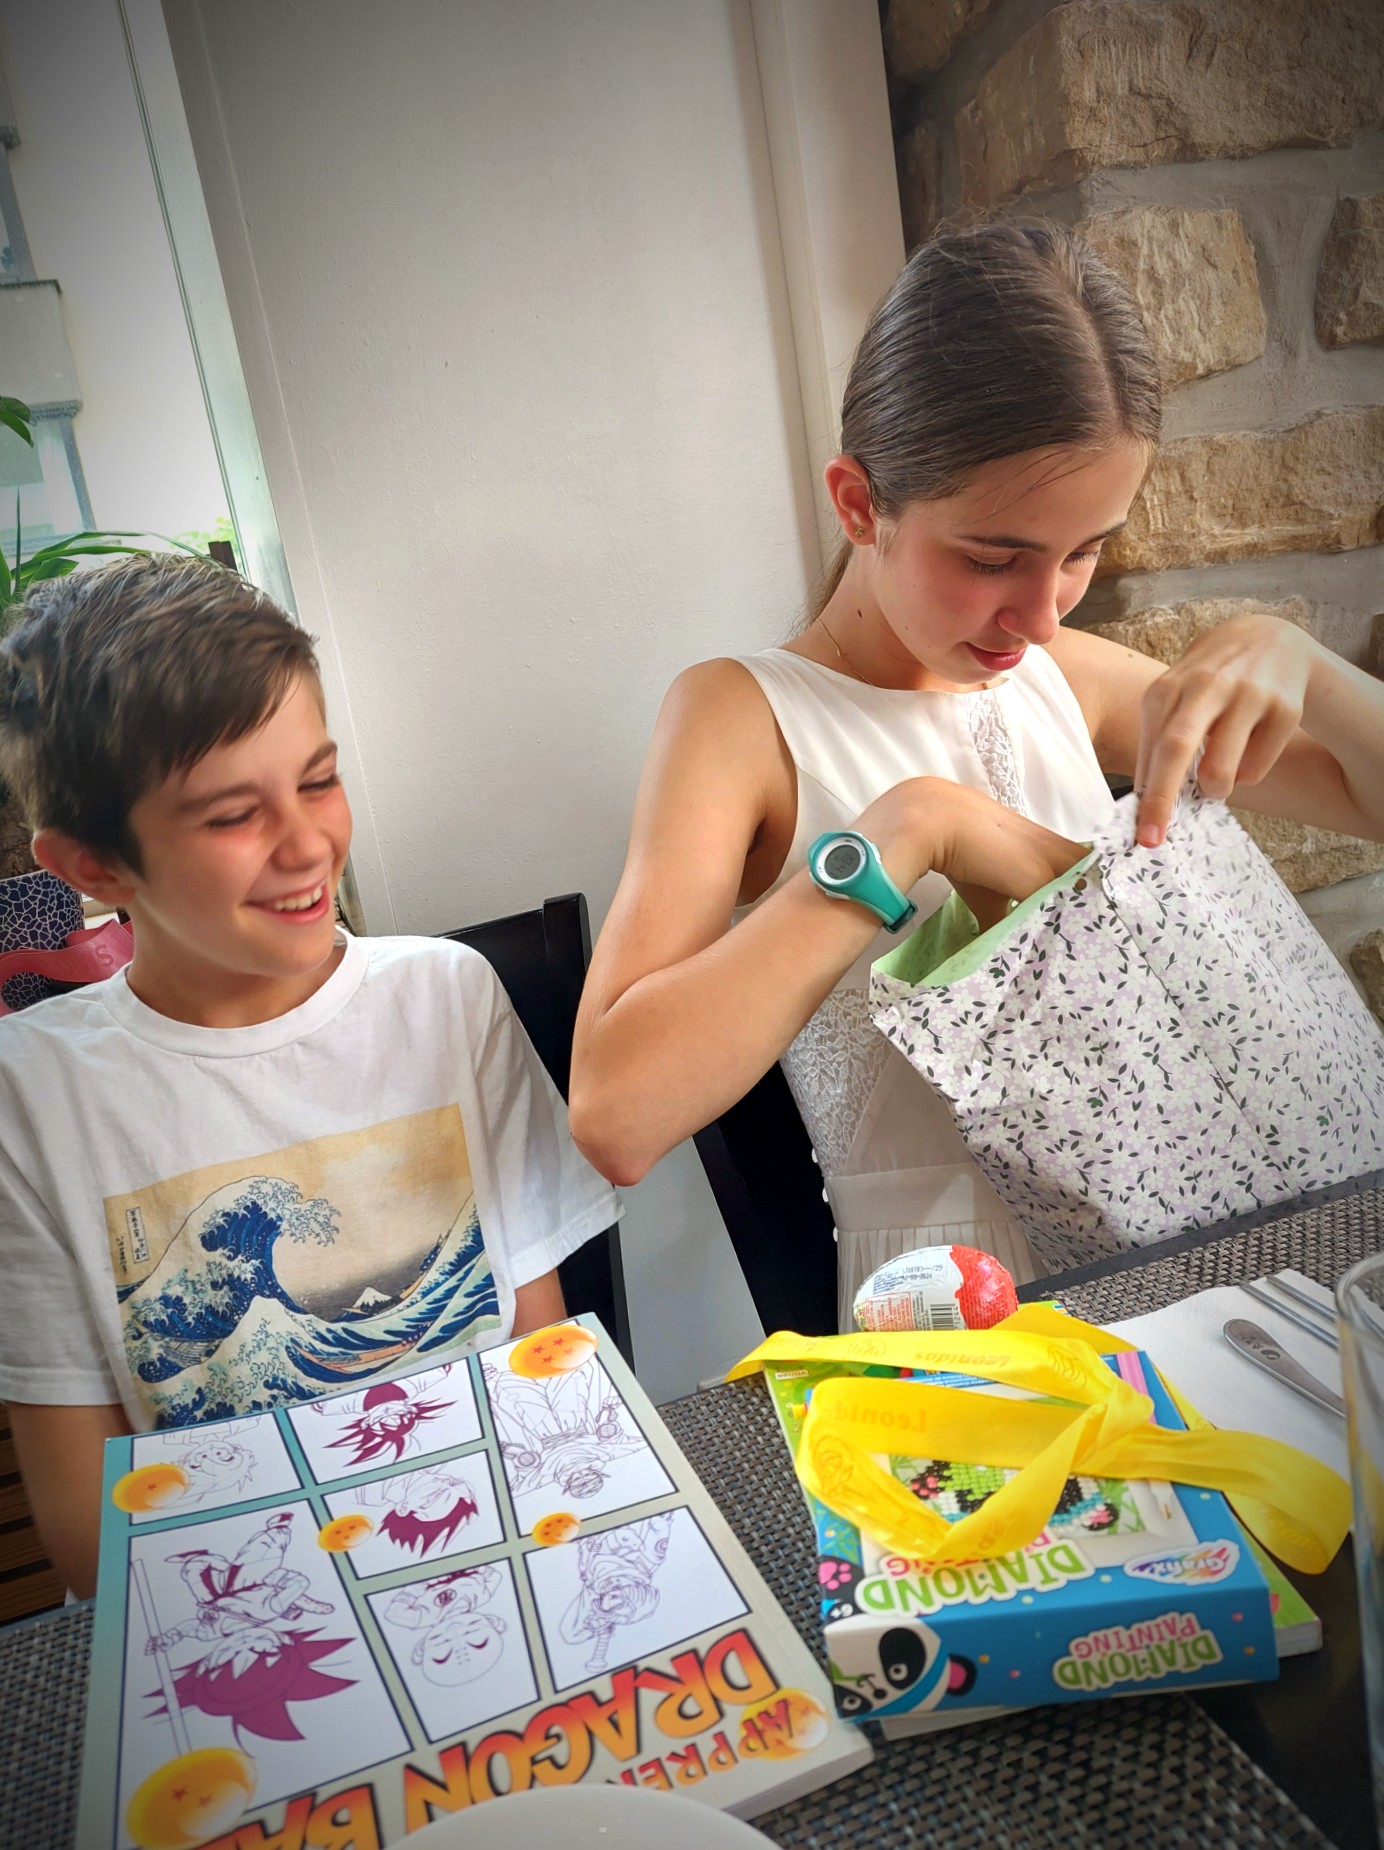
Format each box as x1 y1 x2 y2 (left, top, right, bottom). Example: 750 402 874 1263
1122 1541 1240 1587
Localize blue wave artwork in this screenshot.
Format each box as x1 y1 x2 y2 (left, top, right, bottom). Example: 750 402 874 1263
119 1175 500 1427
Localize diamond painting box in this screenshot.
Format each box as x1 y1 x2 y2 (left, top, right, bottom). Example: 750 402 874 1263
732 1311 1350 1738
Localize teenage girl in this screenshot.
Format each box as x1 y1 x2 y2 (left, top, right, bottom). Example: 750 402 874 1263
569 223 1384 1319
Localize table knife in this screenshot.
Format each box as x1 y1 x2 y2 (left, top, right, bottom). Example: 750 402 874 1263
1269 1272 1341 1331
1242 1278 1338 1348
1222 1318 1346 1418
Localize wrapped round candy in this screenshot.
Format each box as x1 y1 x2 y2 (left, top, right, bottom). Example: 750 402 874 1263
853 1244 1018 1333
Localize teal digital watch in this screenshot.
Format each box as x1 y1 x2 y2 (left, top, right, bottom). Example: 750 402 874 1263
807 830 916 933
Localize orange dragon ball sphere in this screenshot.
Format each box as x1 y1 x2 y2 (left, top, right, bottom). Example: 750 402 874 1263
508 1324 599 1379
531 1511 582 1547
126 1747 256 1850
739 1688 831 1760
112 1462 190 1515
318 1512 374 1552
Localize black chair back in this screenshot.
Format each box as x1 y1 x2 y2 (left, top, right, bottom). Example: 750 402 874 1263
440 894 633 1367
693 1064 838 1337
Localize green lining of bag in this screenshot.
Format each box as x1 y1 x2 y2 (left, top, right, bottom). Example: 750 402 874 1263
874 847 1098 989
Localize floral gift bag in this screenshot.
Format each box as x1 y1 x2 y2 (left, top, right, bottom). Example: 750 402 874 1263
869 793 1384 1272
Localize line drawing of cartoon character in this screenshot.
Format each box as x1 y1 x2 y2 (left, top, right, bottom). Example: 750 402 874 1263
482 1358 645 1505
158 1420 261 1511
558 1514 673 1673
383 1565 507 1687
141 1511 355 1745
312 1369 457 1469
353 1464 481 1556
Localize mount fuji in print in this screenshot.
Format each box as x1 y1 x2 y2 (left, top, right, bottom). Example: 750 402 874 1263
119 1174 499 1426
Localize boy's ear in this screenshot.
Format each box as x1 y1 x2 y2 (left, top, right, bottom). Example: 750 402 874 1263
31 829 138 910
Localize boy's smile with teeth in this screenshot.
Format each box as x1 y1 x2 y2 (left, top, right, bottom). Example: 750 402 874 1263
258 883 328 915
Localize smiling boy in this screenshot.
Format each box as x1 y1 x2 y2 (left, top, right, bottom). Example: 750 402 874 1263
0 554 619 1595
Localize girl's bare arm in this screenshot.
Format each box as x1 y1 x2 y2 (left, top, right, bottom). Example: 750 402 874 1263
570 660 1082 1184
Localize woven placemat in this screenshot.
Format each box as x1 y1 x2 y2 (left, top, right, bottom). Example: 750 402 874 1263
1051 1186 1382 1330
1 1602 93 1850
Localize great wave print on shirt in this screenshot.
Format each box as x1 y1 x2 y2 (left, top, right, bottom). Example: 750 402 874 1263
104 1106 500 1427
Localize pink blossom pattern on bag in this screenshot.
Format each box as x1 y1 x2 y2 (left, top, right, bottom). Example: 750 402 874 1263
869 795 1384 1271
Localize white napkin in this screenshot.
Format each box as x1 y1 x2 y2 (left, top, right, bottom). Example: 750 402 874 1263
1105 1272 1348 1482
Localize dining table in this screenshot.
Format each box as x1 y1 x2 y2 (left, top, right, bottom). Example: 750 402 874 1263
3 1172 1381 1850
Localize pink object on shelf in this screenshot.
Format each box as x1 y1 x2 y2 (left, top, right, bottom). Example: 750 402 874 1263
0 917 135 1016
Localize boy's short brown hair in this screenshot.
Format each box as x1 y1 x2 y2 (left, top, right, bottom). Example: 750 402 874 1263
0 553 320 868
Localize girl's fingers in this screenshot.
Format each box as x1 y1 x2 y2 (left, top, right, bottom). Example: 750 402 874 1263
1196 705 1261 801
1135 617 1311 845
1139 688 1297 842
1136 693 1209 846
1132 676 1176 804
1235 705 1301 787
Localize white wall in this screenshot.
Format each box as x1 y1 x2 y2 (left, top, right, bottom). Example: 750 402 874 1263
155 0 900 1401
0 0 227 539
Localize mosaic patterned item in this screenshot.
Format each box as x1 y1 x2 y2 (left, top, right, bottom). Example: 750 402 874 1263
891 1457 1139 1537
0 870 85 1011
871 794 1384 1271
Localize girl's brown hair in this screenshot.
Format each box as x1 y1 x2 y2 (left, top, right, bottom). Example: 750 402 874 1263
814 220 1161 614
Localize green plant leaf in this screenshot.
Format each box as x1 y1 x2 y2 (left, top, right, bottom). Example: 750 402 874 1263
19 529 152 561
3 519 204 607
25 540 152 564
0 546 11 604
18 556 79 585
20 529 199 565
0 396 34 446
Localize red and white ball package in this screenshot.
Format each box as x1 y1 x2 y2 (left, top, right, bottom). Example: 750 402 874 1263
852 1243 1018 1332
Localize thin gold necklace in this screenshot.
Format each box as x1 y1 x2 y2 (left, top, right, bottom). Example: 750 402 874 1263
817 612 872 686
816 612 991 694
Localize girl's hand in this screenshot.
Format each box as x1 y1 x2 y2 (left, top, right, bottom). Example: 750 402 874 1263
1134 616 1315 847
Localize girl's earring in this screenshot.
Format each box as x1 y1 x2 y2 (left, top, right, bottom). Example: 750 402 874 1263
853 524 866 540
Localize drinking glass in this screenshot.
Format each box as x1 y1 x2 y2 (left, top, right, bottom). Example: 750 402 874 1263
1338 1250 1384 1846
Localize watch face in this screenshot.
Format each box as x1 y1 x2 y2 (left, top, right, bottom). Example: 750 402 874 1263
821 839 867 883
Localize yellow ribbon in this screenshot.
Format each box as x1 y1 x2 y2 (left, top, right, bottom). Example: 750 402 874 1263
728 1305 1349 1575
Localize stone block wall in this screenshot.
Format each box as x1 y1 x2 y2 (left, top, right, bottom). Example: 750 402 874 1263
883 0 1384 891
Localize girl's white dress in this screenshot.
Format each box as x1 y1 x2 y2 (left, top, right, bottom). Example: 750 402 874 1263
731 647 1117 1326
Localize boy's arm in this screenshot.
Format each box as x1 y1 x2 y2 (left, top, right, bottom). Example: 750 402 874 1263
450 943 620 1337
511 1268 566 1337
9 1400 132 1599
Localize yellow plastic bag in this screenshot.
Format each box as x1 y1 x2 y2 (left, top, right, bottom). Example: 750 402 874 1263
728 1305 1349 1575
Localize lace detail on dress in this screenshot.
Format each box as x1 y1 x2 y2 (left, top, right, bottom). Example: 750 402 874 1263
780 985 891 1176
967 689 1029 816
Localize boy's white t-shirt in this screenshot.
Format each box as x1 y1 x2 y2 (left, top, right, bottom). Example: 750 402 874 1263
0 932 621 1430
